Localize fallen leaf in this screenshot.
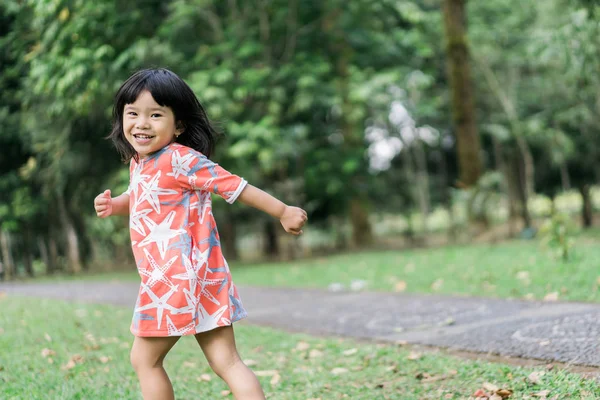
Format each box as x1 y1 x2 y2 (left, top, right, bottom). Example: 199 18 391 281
41 348 56 358
99 356 110 364
330 367 349 375
394 281 407 292
44 333 52 342
244 359 257 366
407 351 422 360
496 389 513 398
490 395 502 400
343 348 358 356
254 370 278 377
183 361 196 368
309 349 323 358
431 279 444 291
483 382 499 392
270 373 281 385
220 390 231 396
295 341 310 351
196 374 212 382
473 389 489 397
528 371 545 385
533 390 550 397
543 292 559 302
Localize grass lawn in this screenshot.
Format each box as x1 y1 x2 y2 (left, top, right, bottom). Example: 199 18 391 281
22 229 600 303
1 295 599 399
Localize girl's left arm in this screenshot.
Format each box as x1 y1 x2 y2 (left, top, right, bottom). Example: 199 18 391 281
237 185 307 235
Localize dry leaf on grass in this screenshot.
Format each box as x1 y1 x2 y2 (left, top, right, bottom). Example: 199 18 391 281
254 370 279 377
532 390 550 397
394 281 407 292
527 371 545 385
295 341 310 351
270 373 281 385
543 292 559 302
183 361 196 368
44 333 52 342
220 390 231 396
41 348 56 358
309 349 324 358
244 359 257 366
197 374 212 382
407 351 422 360
431 279 444 291
330 367 349 375
99 356 110 364
343 348 358 356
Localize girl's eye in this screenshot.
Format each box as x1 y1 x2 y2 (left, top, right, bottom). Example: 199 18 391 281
151 113 162 118
127 111 137 116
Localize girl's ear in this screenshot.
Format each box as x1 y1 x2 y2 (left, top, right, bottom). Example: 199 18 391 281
176 121 185 137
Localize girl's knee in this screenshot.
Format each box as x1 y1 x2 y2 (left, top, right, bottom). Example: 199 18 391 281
208 353 243 378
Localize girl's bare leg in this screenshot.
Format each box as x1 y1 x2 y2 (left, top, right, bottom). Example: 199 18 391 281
195 326 265 400
130 336 180 400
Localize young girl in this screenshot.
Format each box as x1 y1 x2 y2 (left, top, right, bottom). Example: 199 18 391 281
94 68 307 400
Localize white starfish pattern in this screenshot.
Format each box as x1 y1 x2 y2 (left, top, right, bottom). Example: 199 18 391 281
167 150 195 179
135 283 179 330
129 208 153 236
138 211 186 259
171 256 200 294
195 303 228 333
139 248 178 290
138 170 178 213
166 315 195 336
188 174 216 192
130 163 151 198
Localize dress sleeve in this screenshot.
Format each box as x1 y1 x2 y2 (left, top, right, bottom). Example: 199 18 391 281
172 148 248 204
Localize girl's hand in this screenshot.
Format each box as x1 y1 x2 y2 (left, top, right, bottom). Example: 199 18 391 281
94 189 113 218
280 206 307 235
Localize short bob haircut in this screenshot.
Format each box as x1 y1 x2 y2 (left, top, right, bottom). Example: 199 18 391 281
108 68 218 162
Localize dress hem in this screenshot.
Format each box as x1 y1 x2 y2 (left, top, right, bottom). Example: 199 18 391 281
130 312 249 337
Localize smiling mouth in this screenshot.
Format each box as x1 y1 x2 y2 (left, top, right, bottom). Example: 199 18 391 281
133 134 155 140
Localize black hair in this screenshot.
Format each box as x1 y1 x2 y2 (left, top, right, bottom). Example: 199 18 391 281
108 68 219 162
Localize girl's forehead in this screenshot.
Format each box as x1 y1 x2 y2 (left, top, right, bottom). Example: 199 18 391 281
127 90 162 107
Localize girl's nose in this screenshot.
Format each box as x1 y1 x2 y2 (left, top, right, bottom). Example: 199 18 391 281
135 117 150 129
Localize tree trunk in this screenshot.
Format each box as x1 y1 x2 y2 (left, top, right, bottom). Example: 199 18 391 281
56 192 82 274
492 135 518 236
579 184 593 228
0 230 14 280
48 235 59 274
220 208 239 261
559 163 571 192
263 219 280 258
22 227 34 277
38 236 50 273
413 134 431 234
350 198 373 248
515 153 532 229
442 0 482 187
324 9 374 248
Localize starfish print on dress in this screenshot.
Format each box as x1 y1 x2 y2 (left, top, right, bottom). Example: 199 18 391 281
138 170 178 214
138 211 186 259
130 163 150 198
135 283 179 330
195 303 228 333
139 248 178 290
166 315 195 336
130 208 153 236
167 150 196 179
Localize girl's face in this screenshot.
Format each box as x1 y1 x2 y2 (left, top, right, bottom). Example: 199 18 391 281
123 90 182 158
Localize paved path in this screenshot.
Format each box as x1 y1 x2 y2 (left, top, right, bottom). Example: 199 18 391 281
2 281 600 367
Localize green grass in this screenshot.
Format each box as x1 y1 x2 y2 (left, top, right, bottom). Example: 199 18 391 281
1 296 599 399
22 230 600 303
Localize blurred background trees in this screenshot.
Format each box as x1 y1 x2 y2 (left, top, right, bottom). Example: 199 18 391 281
1 0 599 278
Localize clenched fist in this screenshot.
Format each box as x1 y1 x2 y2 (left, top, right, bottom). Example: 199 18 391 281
280 206 308 235
94 189 113 218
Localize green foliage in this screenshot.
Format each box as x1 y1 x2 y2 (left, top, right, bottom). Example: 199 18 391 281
539 212 577 261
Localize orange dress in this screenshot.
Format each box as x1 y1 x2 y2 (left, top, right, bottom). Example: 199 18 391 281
127 142 248 337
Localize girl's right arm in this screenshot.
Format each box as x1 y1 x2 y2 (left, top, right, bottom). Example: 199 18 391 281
94 189 130 218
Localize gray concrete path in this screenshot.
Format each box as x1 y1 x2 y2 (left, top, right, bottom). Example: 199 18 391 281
2 281 600 367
